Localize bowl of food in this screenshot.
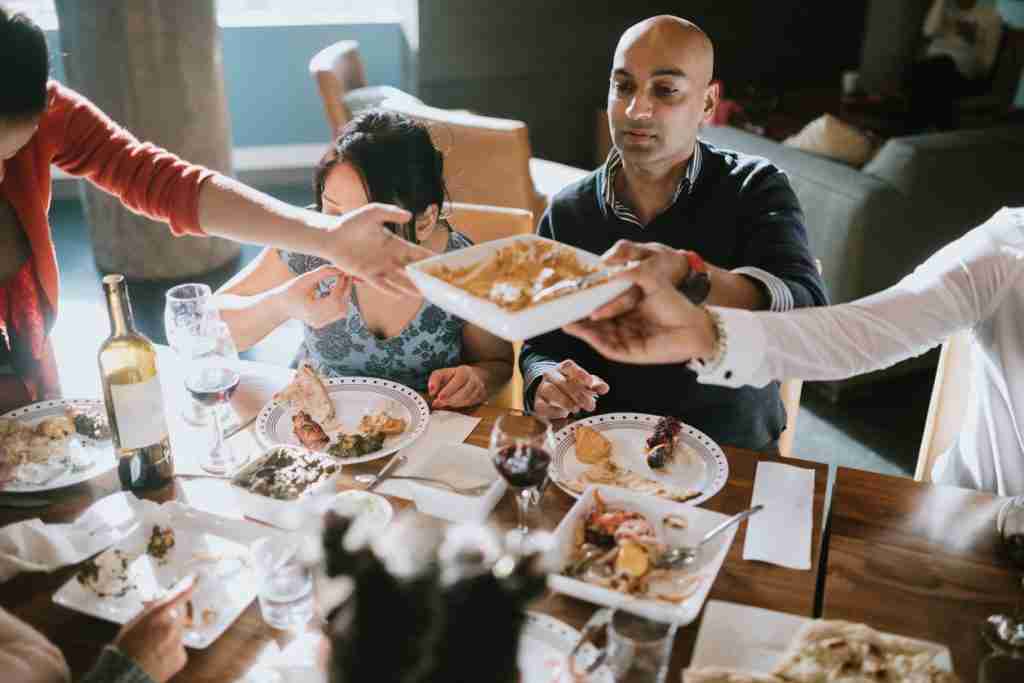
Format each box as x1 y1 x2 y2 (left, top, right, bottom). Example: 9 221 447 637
405 234 632 342
231 445 342 529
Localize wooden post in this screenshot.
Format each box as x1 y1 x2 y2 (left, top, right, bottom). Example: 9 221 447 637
54 0 240 279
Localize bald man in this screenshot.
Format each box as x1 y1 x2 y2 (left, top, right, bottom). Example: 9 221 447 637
520 16 827 452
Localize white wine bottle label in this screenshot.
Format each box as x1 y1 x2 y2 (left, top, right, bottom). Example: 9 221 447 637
110 376 169 449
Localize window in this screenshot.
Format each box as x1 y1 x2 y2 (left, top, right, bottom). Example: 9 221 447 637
5 1 409 31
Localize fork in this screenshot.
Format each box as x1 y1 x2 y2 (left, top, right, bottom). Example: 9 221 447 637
353 472 493 496
530 270 612 304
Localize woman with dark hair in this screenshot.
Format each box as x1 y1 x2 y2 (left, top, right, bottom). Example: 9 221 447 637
0 7 428 413
218 111 513 408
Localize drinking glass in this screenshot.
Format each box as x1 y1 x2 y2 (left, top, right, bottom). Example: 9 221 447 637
183 319 243 475
164 283 215 425
570 608 677 683
251 535 315 631
489 414 554 538
983 497 1024 658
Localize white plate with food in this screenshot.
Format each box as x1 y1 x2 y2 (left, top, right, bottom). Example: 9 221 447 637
405 234 632 342
255 366 430 464
548 485 737 625
0 399 115 493
685 600 954 682
518 612 614 683
549 413 728 506
53 500 265 649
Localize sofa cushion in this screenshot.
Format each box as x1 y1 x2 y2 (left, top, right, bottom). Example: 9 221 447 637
783 114 877 167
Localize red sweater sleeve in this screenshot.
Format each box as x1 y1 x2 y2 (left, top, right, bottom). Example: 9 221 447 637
45 82 217 236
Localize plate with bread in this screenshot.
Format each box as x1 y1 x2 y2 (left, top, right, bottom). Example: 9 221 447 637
255 364 430 463
685 600 956 682
549 413 728 506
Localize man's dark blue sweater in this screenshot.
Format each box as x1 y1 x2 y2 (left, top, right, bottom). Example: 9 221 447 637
520 140 829 451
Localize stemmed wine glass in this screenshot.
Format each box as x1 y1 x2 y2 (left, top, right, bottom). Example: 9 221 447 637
983 497 1024 659
490 415 555 539
183 319 244 475
164 283 215 425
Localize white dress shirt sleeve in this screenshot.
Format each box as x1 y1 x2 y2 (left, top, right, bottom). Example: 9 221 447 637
696 208 1024 388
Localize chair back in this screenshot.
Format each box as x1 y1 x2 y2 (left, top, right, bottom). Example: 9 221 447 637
444 203 534 412
309 40 368 134
776 258 823 458
916 329 974 482
382 99 548 222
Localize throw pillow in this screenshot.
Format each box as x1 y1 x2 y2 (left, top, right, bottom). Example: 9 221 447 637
783 114 877 167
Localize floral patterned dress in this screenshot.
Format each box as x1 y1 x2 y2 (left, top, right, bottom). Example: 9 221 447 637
280 230 472 392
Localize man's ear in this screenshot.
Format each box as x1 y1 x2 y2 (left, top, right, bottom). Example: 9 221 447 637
702 81 721 124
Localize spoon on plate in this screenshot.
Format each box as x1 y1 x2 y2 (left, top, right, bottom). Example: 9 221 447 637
654 504 764 569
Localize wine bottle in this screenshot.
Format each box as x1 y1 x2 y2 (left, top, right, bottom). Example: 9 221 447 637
98 274 174 491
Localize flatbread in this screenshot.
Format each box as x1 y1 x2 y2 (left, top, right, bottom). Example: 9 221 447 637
273 364 334 425
683 668 783 683
772 620 958 683
573 455 699 503
575 425 611 464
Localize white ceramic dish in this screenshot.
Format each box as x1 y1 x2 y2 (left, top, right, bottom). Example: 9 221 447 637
405 234 632 342
255 376 430 464
231 445 343 529
547 485 737 625
688 600 954 675
53 501 265 649
550 413 729 506
374 442 507 523
0 399 116 492
518 611 614 683
328 490 394 549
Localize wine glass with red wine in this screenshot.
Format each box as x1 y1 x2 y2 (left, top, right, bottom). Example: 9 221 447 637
490 415 555 538
983 497 1024 659
184 319 243 475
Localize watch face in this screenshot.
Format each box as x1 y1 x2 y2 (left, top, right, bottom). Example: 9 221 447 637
681 271 711 305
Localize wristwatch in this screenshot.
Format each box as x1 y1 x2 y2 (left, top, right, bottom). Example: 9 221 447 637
678 251 711 305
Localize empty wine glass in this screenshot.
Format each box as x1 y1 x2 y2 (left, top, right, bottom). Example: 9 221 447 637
164 283 215 425
982 497 1024 657
184 319 243 475
490 415 554 539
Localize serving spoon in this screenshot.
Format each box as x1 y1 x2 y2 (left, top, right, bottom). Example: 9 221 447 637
654 504 764 569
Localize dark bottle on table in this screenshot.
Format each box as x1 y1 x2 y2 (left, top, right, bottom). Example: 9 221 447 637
98 275 174 491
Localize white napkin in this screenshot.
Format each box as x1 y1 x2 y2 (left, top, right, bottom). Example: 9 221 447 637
374 410 482 498
0 492 142 582
742 461 814 570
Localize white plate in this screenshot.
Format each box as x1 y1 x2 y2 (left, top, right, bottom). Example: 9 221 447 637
689 600 954 675
0 399 116 493
550 413 728 506
548 485 738 625
53 501 265 649
518 612 614 683
405 234 632 342
254 376 430 464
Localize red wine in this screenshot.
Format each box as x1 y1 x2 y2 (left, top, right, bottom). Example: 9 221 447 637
493 445 550 488
186 367 240 406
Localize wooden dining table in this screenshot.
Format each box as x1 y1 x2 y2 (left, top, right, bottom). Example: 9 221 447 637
822 466 1023 681
15 350 1006 683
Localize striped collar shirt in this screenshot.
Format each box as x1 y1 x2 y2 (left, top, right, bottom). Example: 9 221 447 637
601 143 703 228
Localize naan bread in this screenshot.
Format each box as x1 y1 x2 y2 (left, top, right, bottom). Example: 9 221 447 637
358 412 407 436
684 667 782 683
772 620 958 683
274 364 334 425
576 455 698 503
575 425 611 464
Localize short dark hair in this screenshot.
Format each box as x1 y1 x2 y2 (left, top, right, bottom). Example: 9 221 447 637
313 110 449 244
0 6 50 121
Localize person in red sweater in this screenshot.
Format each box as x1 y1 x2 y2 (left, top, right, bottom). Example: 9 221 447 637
0 7 429 412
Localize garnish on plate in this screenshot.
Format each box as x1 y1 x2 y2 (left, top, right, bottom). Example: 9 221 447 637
146 525 176 563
